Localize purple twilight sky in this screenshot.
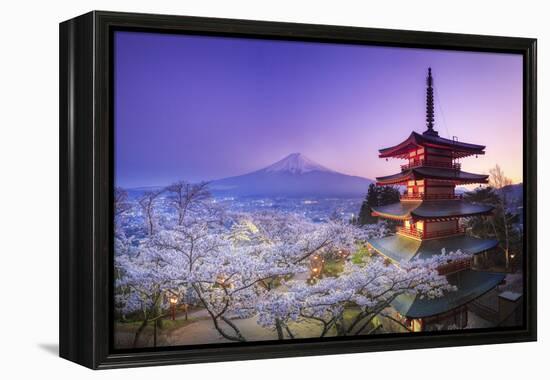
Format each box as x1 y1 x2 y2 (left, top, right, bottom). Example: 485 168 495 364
114 31 523 188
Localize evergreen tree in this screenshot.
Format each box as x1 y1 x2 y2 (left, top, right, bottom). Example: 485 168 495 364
463 186 522 271
358 184 375 225
380 185 400 206
357 184 400 225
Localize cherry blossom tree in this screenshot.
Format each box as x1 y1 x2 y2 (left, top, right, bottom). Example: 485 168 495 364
255 250 470 338
138 190 163 236
116 244 177 346
165 181 211 226
114 181 471 345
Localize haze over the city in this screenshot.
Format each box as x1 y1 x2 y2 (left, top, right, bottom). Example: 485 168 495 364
114 31 523 188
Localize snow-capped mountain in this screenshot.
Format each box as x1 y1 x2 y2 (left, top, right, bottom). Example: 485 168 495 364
210 153 373 197
262 153 335 174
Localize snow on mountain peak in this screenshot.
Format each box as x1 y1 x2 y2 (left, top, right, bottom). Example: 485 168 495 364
262 153 334 174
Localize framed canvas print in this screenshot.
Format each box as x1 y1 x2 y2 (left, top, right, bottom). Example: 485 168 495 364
59 11 537 369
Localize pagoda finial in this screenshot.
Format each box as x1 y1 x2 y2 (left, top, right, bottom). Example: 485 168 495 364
424 67 439 136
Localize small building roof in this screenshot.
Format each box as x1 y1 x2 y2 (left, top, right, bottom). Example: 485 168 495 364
368 233 499 263
376 166 489 185
498 291 522 302
392 270 505 318
379 131 486 159
371 200 494 220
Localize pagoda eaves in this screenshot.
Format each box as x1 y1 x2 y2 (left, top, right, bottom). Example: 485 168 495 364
371 199 494 220
378 131 486 159
368 233 498 263
392 270 505 319
376 166 489 186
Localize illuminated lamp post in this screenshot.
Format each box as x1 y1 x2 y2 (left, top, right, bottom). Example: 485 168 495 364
169 295 178 321
510 253 516 272
309 254 325 280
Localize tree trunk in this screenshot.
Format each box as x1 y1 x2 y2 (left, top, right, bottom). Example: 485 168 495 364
133 319 148 348
284 324 295 339
148 211 154 236
153 320 157 347
220 316 246 342
335 315 346 336
275 319 285 340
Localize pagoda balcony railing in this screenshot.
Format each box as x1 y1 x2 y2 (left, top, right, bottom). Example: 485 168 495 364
437 259 471 275
401 159 461 171
400 193 463 201
396 226 424 239
396 226 466 239
424 227 466 239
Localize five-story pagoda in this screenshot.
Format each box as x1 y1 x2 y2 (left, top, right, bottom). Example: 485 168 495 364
367 68 505 331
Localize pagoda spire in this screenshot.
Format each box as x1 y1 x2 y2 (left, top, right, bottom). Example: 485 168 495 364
424 67 439 136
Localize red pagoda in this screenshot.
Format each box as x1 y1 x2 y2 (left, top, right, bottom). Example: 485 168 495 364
367 68 505 331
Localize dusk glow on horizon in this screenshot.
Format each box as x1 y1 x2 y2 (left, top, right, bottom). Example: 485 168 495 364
114 31 523 188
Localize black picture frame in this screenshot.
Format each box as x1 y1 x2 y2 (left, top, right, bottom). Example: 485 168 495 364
59 10 537 369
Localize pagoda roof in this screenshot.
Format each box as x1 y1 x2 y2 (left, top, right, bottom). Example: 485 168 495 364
368 233 498 263
379 131 486 159
371 200 494 220
376 166 489 185
392 270 505 318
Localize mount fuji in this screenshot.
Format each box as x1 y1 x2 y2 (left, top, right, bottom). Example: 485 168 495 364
210 153 373 197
